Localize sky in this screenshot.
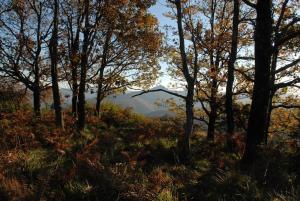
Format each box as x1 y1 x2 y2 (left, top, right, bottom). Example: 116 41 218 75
149 0 176 88
149 0 173 28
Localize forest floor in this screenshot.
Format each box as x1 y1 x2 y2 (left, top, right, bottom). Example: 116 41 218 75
0 104 300 201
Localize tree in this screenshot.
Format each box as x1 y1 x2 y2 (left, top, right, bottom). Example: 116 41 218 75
49 0 64 128
0 0 52 117
239 0 299 162
173 0 196 161
163 0 253 143
77 0 91 130
93 0 161 116
225 0 239 144
134 0 199 162
159 0 205 162
242 0 273 163
264 0 300 143
191 0 252 141
194 0 233 141
60 0 83 116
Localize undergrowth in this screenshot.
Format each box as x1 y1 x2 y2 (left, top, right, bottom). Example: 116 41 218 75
0 104 299 201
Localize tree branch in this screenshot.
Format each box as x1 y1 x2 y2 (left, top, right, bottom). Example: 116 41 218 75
198 97 210 116
275 0 290 33
234 68 254 82
132 89 186 100
194 116 209 125
275 58 300 74
277 30 300 47
236 56 255 61
241 0 256 8
274 78 300 91
272 104 300 110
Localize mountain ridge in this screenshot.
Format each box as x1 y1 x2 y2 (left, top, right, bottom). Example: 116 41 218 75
60 86 185 116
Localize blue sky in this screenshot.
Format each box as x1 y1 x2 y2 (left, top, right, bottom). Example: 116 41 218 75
149 0 175 88
149 0 172 28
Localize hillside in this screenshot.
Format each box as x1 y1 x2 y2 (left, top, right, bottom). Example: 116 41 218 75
0 106 299 201
60 86 185 116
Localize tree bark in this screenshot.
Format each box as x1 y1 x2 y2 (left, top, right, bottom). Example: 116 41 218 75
265 90 275 144
95 30 111 116
68 8 81 116
71 83 78 115
225 0 239 144
71 37 80 116
183 87 194 161
243 0 273 163
77 0 90 131
206 0 218 142
49 0 64 128
207 79 217 141
175 0 194 163
33 8 42 118
33 86 41 117
264 46 279 144
95 68 104 116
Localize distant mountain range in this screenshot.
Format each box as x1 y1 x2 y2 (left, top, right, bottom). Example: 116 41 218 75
60 86 185 117
27 85 251 117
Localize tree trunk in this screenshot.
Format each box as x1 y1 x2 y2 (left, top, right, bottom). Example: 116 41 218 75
50 0 64 129
71 67 78 116
243 0 273 163
207 110 217 141
95 30 111 116
206 0 218 142
33 7 42 118
95 71 103 116
225 0 239 145
183 87 194 162
33 86 41 117
264 90 275 144
77 81 86 131
71 46 79 116
70 14 81 116
77 0 89 131
207 79 217 141
264 47 279 144
175 0 194 163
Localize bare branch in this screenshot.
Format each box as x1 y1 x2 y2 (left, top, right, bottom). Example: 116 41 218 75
200 99 210 116
275 58 300 74
277 30 300 47
234 68 254 82
194 116 209 125
236 56 255 61
275 0 290 33
272 104 300 110
274 78 300 91
241 0 256 8
132 89 186 99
